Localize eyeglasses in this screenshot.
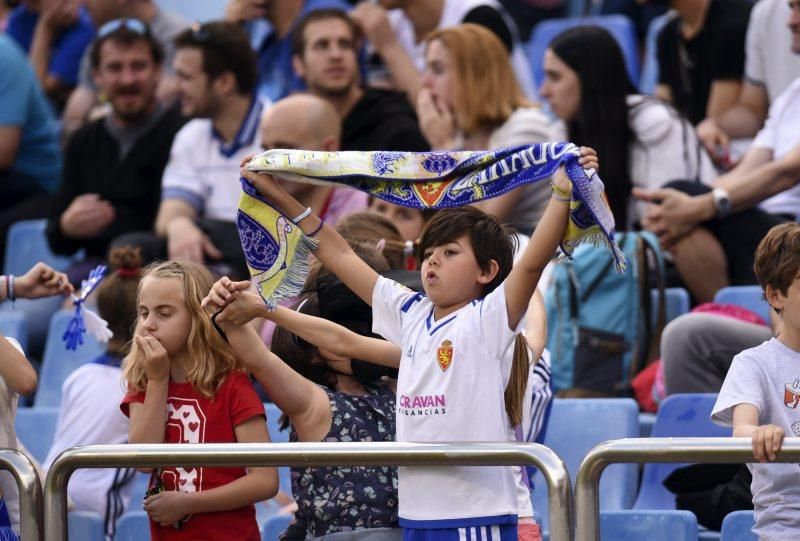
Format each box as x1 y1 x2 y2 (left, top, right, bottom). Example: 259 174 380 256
97 18 148 40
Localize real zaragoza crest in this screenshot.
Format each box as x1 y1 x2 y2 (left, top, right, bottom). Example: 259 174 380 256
437 339 453 371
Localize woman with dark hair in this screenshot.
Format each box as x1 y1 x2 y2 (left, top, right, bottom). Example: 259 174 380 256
539 25 717 229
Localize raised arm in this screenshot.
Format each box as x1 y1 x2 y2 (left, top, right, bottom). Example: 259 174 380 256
127 336 170 447
240 167 379 306
503 149 598 329
216 319 332 442
206 278 402 368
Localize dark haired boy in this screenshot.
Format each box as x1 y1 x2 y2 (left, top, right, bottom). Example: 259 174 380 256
239 148 596 539
712 221 800 538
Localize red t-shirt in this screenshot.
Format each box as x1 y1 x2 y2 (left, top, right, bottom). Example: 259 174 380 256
121 371 264 541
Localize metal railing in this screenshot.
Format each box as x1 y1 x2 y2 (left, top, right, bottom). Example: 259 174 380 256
0 448 43 541
575 437 800 541
45 441 573 541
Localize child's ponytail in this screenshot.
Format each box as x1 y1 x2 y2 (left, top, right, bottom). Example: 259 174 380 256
96 246 143 356
504 334 532 428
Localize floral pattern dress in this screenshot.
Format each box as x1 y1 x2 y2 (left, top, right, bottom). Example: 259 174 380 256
289 383 398 537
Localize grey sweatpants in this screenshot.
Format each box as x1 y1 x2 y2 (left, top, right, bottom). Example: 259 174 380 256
661 313 773 395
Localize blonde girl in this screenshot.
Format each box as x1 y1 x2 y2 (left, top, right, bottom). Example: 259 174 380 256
120 259 278 541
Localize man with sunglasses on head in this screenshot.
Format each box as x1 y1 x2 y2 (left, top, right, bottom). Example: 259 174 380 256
46 18 186 285
117 21 263 279
61 0 188 138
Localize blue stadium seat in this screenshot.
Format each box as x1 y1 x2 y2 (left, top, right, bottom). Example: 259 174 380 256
125 472 151 512
261 513 292 541
15 406 59 464
527 15 640 93
652 287 691 326
532 398 639 534
0 311 28 354
155 0 227 22
69 511 105 541
3 219 77 277
114 511 149 541
265 402 292 495
713 286 771 326
35 309 105 407
720 510 756 541
639 12 677 94
602 510 698 540
634 394 731 510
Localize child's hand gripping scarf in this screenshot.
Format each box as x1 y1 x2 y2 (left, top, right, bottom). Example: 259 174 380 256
239 143 626 308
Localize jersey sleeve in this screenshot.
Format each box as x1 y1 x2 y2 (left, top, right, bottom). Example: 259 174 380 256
226 372 266 428
0 41 32 127
751 83 794 151
161 123 207 213
372 275 421 346
119 387 146 418
743 0 766 87
472 281 525 359
711 350 766 426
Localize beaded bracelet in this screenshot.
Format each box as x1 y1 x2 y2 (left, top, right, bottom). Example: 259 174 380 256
291 207 313 225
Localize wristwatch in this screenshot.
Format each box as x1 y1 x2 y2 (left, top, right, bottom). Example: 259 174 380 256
711 187 732 218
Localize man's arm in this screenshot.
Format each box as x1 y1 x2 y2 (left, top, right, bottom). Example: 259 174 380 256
350 3 421 106
154 198 197 236
655 84 672 103
705 80 742 118
633 145 800 244
715 82 769 138
0 126 21 170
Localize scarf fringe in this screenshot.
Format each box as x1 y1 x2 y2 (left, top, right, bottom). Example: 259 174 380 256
260 233 318 310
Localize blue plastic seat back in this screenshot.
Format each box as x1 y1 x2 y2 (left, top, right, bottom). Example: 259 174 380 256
527 15 640 94
69 511 105 541
35 310 105 408
652 287 691 326
720 510 756 541
713 286 772 326
114 511 149 541
15 406 59 464
639 12 677 94
3 219 76 276
602 510 698 540
532 398 639 533
261 513 293 541
0 311 28 354
265 402 292 495
634 393 731 510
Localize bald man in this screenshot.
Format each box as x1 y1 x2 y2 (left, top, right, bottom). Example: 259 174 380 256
260 94 367 224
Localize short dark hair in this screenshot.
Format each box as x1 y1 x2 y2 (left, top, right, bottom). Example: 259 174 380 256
290 8 361 57
417 206 515 296
174 21 257 95
90 22 164 70
754 222 800 311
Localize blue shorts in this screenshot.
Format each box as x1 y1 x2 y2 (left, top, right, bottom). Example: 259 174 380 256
403 524 517 541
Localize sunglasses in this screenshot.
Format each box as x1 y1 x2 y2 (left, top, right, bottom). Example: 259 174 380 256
97 18 148 39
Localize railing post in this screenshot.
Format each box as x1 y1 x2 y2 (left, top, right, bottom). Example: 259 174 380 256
0 448 43 541
574 437 800 541
44 442 572 541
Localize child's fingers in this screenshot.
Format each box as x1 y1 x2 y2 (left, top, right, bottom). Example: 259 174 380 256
239 154 256 168
233 280 250 291
753 430 767 462
771 427 785 457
